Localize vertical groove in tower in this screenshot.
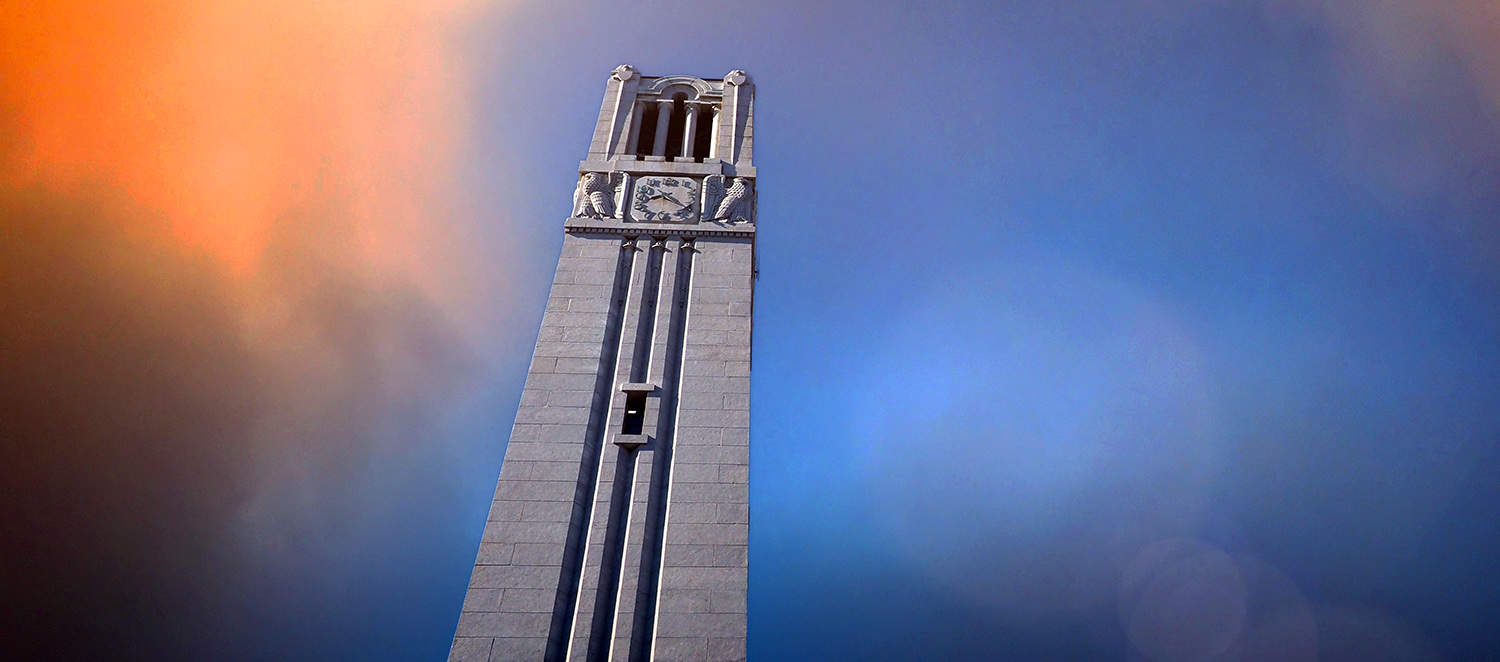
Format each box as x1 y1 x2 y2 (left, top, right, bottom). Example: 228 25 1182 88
449 66 756 662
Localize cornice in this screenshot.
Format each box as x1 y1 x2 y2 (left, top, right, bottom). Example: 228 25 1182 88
564 217 755 239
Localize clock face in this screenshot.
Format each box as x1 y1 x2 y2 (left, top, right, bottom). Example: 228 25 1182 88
631 177 699 223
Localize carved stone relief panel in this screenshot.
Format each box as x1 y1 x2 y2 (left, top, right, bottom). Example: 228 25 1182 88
702 175 755 224
571 172 627 219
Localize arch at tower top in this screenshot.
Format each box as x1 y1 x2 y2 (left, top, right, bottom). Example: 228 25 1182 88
640 75 716 98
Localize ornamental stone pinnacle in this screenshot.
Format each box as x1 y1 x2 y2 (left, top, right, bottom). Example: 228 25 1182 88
448 68 756 662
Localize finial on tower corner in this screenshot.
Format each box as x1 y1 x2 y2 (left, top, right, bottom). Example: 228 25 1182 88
724 70 749 86
612 64 637 81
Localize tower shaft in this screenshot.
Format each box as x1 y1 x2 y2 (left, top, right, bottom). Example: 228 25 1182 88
450 67 756 662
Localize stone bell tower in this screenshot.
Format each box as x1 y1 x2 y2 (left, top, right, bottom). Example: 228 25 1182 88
450 66 755 662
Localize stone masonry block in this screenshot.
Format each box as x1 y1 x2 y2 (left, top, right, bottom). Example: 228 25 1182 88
717 503 749 524
669 502 717 523
659 566 747 591
659 588 711 614
721 428 750 446
679 392 725 411
469 564 559 590
475 543 514 566
714 545 748 567
456 611 551 638
516 501 567 522
689 302 731 316
710 589 747 614
499 442 583 463
488 637 547 661
482 521 568 543
689 287 743 305
509 542 563 565
653 637 709 661
670 483 748 504
693 273 747 288
665 543 717 567
552 357 600 374
674 425 724 442
656 612 745 638
688 409 750 429
537 423 589 439
497 588 554 613
514 405 590 425
462 589 502 612
514 460 580 481
486 501 523 522
708 636 747 662
448 637 492 662
670 523 748 544
720 464 749 483
562 326 606 342
520 372 597 392
671 463 719 483
676 445 748 465
501 481 576 503
564 297 612 314
532 341 610 359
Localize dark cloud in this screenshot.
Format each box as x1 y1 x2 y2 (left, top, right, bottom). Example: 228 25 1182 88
1 183 261 658
0 179 494 660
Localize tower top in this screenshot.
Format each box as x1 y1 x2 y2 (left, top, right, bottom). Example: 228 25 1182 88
580 66 755 179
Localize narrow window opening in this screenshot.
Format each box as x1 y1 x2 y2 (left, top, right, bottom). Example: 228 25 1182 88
635 103 659 159
693 104 715 161
663 95 687 160
621 391 646 435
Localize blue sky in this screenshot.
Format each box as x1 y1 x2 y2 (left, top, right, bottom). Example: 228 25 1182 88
5 1 1499 660
451 3 1500 659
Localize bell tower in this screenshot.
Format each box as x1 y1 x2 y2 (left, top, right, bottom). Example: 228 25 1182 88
450 67 756 662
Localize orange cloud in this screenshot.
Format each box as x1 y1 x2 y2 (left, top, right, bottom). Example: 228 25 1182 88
2 1 488 276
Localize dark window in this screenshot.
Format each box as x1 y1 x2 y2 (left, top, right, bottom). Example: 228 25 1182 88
693 104 715 161
635 103 659 159
621 392 646 435
663 94 688 159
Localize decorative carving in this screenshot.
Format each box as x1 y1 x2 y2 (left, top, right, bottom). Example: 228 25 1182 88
640 75 713 97
611 64 637 82
650 237 667 250
621 236 640 251
703 176 754 223
572 172 622 219
702 176 725 219
724 70 748 86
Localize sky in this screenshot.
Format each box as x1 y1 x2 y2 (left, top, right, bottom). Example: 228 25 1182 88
2 1 1499 660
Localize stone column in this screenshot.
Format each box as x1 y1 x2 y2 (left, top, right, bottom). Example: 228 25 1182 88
625 100 646 156
680 103 699 160
707 105 720 160
651 99 673 157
